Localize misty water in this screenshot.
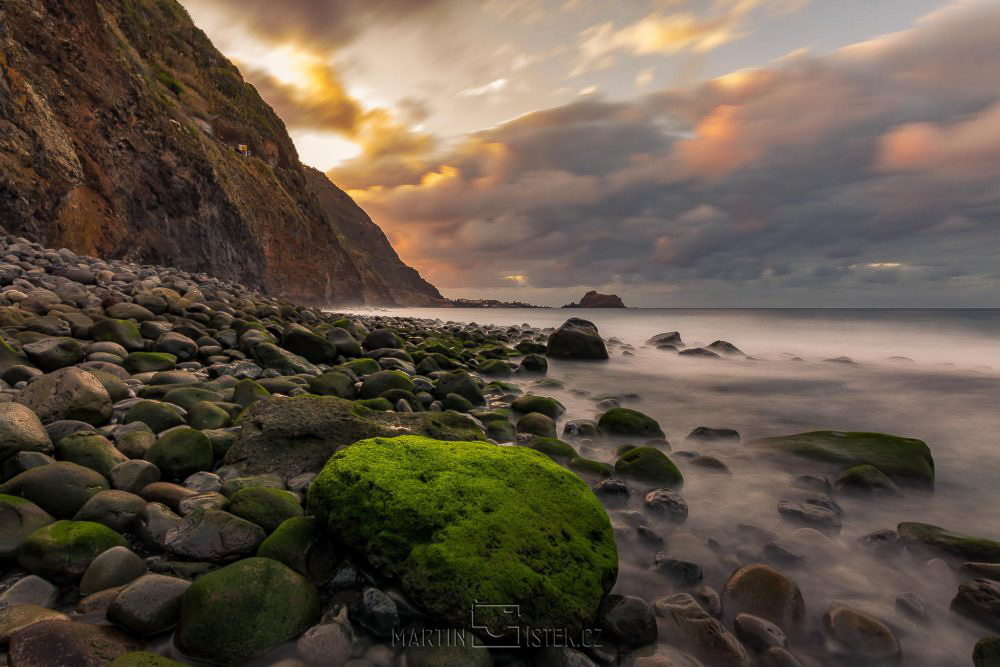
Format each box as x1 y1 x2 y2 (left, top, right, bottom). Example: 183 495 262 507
347 307 1000 665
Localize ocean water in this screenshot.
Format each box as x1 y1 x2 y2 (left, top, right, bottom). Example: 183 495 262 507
343 307 1000 665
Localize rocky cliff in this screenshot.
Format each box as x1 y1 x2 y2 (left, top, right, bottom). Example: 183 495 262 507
0 0 441 306
563 291 626 308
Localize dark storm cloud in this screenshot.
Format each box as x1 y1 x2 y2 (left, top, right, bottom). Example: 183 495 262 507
335 1 1000 305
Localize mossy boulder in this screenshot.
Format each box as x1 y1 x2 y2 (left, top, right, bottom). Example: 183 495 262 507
124 400 186 433
568 457 615 478
231 378 270 407
432 370 485 406
511 394 565 420
523 437 576 461
188 401 231 430
360 370 414 399
0 461 109 517
441 392 474 412
55 432 128 479
598 408 664 438
223 396 485 480
308 436 618 638
144 427 214 480
124 352 177 374
898 522 1000 562
614 447 683 488
340 357 380 376
176 557 320 665
17 519 127 583
256 516 338 584
516 412 557 438
546 318 608 360
485 419 516 442
0 494 54 559
92 319 145 352
835 464 899 495
228 487 304 533
281 324 338 364
109 652 188 667
163 387 223 411
477 359 511 377
751 431 935 487
308 370 356 399
252 342 319 375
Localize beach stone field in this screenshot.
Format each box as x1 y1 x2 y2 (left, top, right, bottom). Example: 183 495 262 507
0 234 997 667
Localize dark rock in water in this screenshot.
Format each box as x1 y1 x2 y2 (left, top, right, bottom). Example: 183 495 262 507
735 612 787 651
825 356 856 364
974 636 1000 667
689 455 731 474
763 542 806 566
835 464 900 495
653 592 752 667
791 474 832 494
593 477 631 506
0 461 109 518
651 553 703 585
7 619 143 667
644 488 689 523
952 579 1000 631
177 557 320 665
615 447 683 488
822 605 901 661
687 426 740 443
707 340 745 357
546 318 609 360
898 522 1000 562
563 291 626 308
17 520 127 584
598 594 658 646
647 331 684 347
163 509 265 562
962 563 1000 582
778 494 843 533
896 591 930 620
107 573 191 636
750 431 935 488
599 407 664 438
349 587 400 638
679 347 721 359
722 564 806 632
618 644 703 667
307 436 618 640
0 495 55 560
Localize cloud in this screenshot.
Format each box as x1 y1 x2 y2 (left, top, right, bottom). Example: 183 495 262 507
329 0 1000 306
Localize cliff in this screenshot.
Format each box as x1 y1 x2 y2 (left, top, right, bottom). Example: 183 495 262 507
0 0 441 306
562 291 626 308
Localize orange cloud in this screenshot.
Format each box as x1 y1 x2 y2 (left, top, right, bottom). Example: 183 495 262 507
674 104 761 176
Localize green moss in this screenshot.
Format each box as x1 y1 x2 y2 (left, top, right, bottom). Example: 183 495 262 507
188 400 231 429
751 431 935 487
17 520 127 584
124 400 186 433
476 359 511 377
511 394 565 420
598 408 664 438
516 412 557 438
228 487 303 533
360 370 414 399
341 358 380 376
55 433 127 479
256 516 338 583
124 351 177 373
523 437 576 461
144 427 213 479
568 456 614 478
109 651 188 667
308 370 356 398
92 319 144 351
308 436 617 637
163 386 223 411
897 522 1000 562
354 397 393 412
177 557 319 665
614 446 683 488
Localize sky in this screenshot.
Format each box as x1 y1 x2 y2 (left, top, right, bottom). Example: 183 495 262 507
179 0 1000 307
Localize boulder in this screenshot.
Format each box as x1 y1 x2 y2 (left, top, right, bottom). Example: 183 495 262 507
654 593 752 667
17 520 127 584
15 367 112 426
256 516 338 584
144 428 214 480
0 462 109 517
546 318 608 360
822 605 901 661
721 564 805 632
107 573 191 636
308 436 618 638
0 494 54 559
176 557 319 665
615 447 683 488
7 619 143 667
898 522 1000 562
0 402 52 465
163 509 265 562
599 408 664 438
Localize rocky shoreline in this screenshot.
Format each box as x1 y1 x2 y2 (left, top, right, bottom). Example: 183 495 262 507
0 235 997 667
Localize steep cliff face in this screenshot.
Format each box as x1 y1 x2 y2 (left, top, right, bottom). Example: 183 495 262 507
0 0 441 306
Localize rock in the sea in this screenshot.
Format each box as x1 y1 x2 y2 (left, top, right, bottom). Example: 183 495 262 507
163 509 265 562
644 488 689 523
256 516 338 584
15 367 112 426
898 522 1000 562
974 636 1000 667
687 426 740 443
598 594 658 646
7 619 143 667
599 407 665 438
79 545 148 596
177 557 319 665
17 520 127 584
653 593 752 667
750 431 934 488
722 564 806 632
107 573 191 636
546 318 609 360
835 464 900 495
308 435 618 638
563 291 626 308
614 447 683 488
952 579 1000 631
822 606 901 661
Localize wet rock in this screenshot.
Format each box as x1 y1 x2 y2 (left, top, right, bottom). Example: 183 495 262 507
0 461 109 517
0 575 59 609
0 402 52 464
144 427 214 480
762 542 805 566
651 553 703 585
689 455 731 474
679 347 720 358
7 618 144 666
963 563 1000 583
898 522 1000 562
177 557 319 665
823 605 901 662
22 337 85 371
403 643 495 667
79 545 148 596
644 488 688 523
777 494 843 533
599 407 664 438
734 613 786 651
17 519 127 584
349 586 400 638
0 494 54 559
686 426 740 443
163 509 265 562
107 573 191 636
653 593 752 667
952 579 1000 631
647 332 683 347
974 636 1000 667
227 486 304 532
791 474 832 494
722 564 806 632
546 318 608 360
297 622 354 666
707 340 744 357
592 477 630 505
598 593 658 645
858 529 901 555
15 367 112 426
511 394 566 420
257 516 339 584
55 432 127 480
835 464 900 495
896 591 930 620
615 447 683 488
517 412 557 438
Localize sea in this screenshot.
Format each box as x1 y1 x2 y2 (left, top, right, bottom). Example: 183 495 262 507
337 307 1000 665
